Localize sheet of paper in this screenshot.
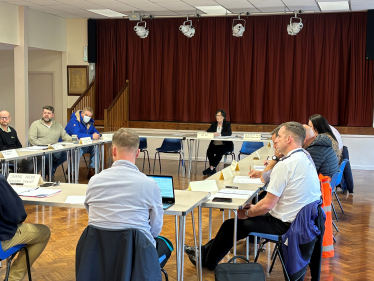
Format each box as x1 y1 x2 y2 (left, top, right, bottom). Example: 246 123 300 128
233 176 263 184
219 189 255 196
19 146 48 151
215 136 231 139
65 196 86 204
19 188 62 198
11 186 37 195
254 165 266 171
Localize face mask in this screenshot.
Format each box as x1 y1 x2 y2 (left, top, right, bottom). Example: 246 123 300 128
83 116 91 123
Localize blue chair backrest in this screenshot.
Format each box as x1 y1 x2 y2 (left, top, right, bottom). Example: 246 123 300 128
330 159 349 188
240 141 264 154
158 138 181 152
139 137 147 150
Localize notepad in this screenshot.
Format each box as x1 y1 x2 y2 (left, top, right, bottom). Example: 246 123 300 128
65 196 86 204
11 186 38 195
233 176 262 184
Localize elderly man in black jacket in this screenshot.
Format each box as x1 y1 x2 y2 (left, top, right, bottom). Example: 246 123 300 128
0 175 50 281
303 125 339 178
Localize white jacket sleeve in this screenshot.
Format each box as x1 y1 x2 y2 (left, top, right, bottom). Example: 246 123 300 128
149 182 164 237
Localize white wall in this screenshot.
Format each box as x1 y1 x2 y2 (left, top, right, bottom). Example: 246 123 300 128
27 9 66 52
0 2 18 45
0 50 15 127
28 50 64 125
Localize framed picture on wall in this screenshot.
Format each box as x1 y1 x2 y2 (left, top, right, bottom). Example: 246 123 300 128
67 65 89 96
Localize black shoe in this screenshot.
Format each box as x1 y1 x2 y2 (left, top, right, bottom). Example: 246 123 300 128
184 245 197 256
207 168 216 176
187 252 197 266
203 168 211 175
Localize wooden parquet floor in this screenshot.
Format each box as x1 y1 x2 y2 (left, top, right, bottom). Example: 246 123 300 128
1 158 373 281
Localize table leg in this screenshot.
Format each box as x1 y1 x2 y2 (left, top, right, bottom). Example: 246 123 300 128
33 157 37 174
67 150 71 183
222 209 225 222
191 210 199 280
253 193 259 258
195 140 200 175
41 154 45 181
209 208 212 240
1 162 4 176
198 205 203 281
175 216 179 280
101 143 104 171
179 215 186 281
246 236 249 260
187 140 194 179
233 210 238 262
181 140 185 178
14 160 17 173
75 149 79 183
94 144 99 174
48 153 52 181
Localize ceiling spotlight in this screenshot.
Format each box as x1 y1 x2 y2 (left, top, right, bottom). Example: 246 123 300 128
232 14 246 37
287 11 303 36
134 20 149 39
179 16 195 38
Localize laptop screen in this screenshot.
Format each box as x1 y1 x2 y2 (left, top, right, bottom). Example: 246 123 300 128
147 175 174 199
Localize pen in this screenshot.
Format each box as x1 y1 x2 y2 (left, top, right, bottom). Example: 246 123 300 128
266 156 269 160
249 166 252 174
10 183 23 185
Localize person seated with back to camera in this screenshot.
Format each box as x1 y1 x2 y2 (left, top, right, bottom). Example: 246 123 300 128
203 109 234 176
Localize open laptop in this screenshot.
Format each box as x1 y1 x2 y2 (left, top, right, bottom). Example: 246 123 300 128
147 175 175 210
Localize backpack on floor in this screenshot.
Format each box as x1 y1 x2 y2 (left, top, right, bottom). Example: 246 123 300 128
215 256 266 281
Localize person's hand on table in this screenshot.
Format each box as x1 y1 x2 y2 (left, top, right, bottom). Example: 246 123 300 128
214 132 220 137
92 133 100 140
249 170 263 178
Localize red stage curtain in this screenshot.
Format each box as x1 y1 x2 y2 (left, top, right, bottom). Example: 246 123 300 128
95 12 374 126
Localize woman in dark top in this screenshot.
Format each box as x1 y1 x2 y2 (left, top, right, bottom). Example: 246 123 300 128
203 110 234 176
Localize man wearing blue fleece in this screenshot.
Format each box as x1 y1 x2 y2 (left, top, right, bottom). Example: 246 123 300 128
65 107 100 179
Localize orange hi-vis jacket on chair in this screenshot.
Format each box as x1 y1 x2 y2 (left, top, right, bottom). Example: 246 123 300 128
319 174 334 258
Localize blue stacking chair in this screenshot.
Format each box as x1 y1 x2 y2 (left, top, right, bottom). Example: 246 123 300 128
238 142 264 160
0 243 32 281
153 139 184 174
330 159 349 222
139 137 151 173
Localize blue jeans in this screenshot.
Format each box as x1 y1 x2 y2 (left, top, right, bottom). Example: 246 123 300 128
72 146 96 172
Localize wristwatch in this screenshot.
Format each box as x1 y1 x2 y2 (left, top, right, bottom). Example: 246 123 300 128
272 155 279 162
245 209 250 217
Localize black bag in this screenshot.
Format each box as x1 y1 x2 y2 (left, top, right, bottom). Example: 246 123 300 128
215 256 265 281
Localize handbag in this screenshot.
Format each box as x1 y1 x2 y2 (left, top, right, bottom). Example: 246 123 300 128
215 256 265 281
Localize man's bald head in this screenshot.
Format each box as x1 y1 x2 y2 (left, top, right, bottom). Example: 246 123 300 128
0 110 11 128
303 124 315 148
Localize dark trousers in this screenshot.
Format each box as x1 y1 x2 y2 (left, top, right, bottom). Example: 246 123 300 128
201 214 290 269
207 143 230 168
155 237 172 268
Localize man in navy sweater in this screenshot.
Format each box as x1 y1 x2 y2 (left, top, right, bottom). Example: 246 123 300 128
65 107 100 179
0 174 50 281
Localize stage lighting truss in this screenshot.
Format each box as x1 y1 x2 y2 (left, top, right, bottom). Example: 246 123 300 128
287 11 303 36
179 17 195 38
232 15 246 37
134 20 149 39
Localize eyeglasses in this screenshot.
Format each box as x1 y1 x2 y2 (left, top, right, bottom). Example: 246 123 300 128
215 114 223 117
0 117 9 120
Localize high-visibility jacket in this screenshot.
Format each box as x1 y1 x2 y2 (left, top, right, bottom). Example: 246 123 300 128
319 174 334 258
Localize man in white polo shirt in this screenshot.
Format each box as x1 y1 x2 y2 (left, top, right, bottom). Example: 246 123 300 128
185 121 321 270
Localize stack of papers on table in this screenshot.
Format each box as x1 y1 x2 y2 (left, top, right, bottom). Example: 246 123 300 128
11 186 38 195
209 189 255 200
18 146 48 151
233 176 263 184
16 187 61 198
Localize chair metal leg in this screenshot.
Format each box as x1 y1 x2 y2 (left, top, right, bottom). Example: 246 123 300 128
61 164 67 183
333 221 339 232
153 152 157 174
142 150 146 172
146 150 151 173
158 152 161 173
333 236 337 243
205 154 208 169
238 153 241 160
24 247 32 281
161 268 169 281
83 154 89 170
269 247 278 273
178 154 181 175
331 202 339 221
333 190 345 214
277 248 291 281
